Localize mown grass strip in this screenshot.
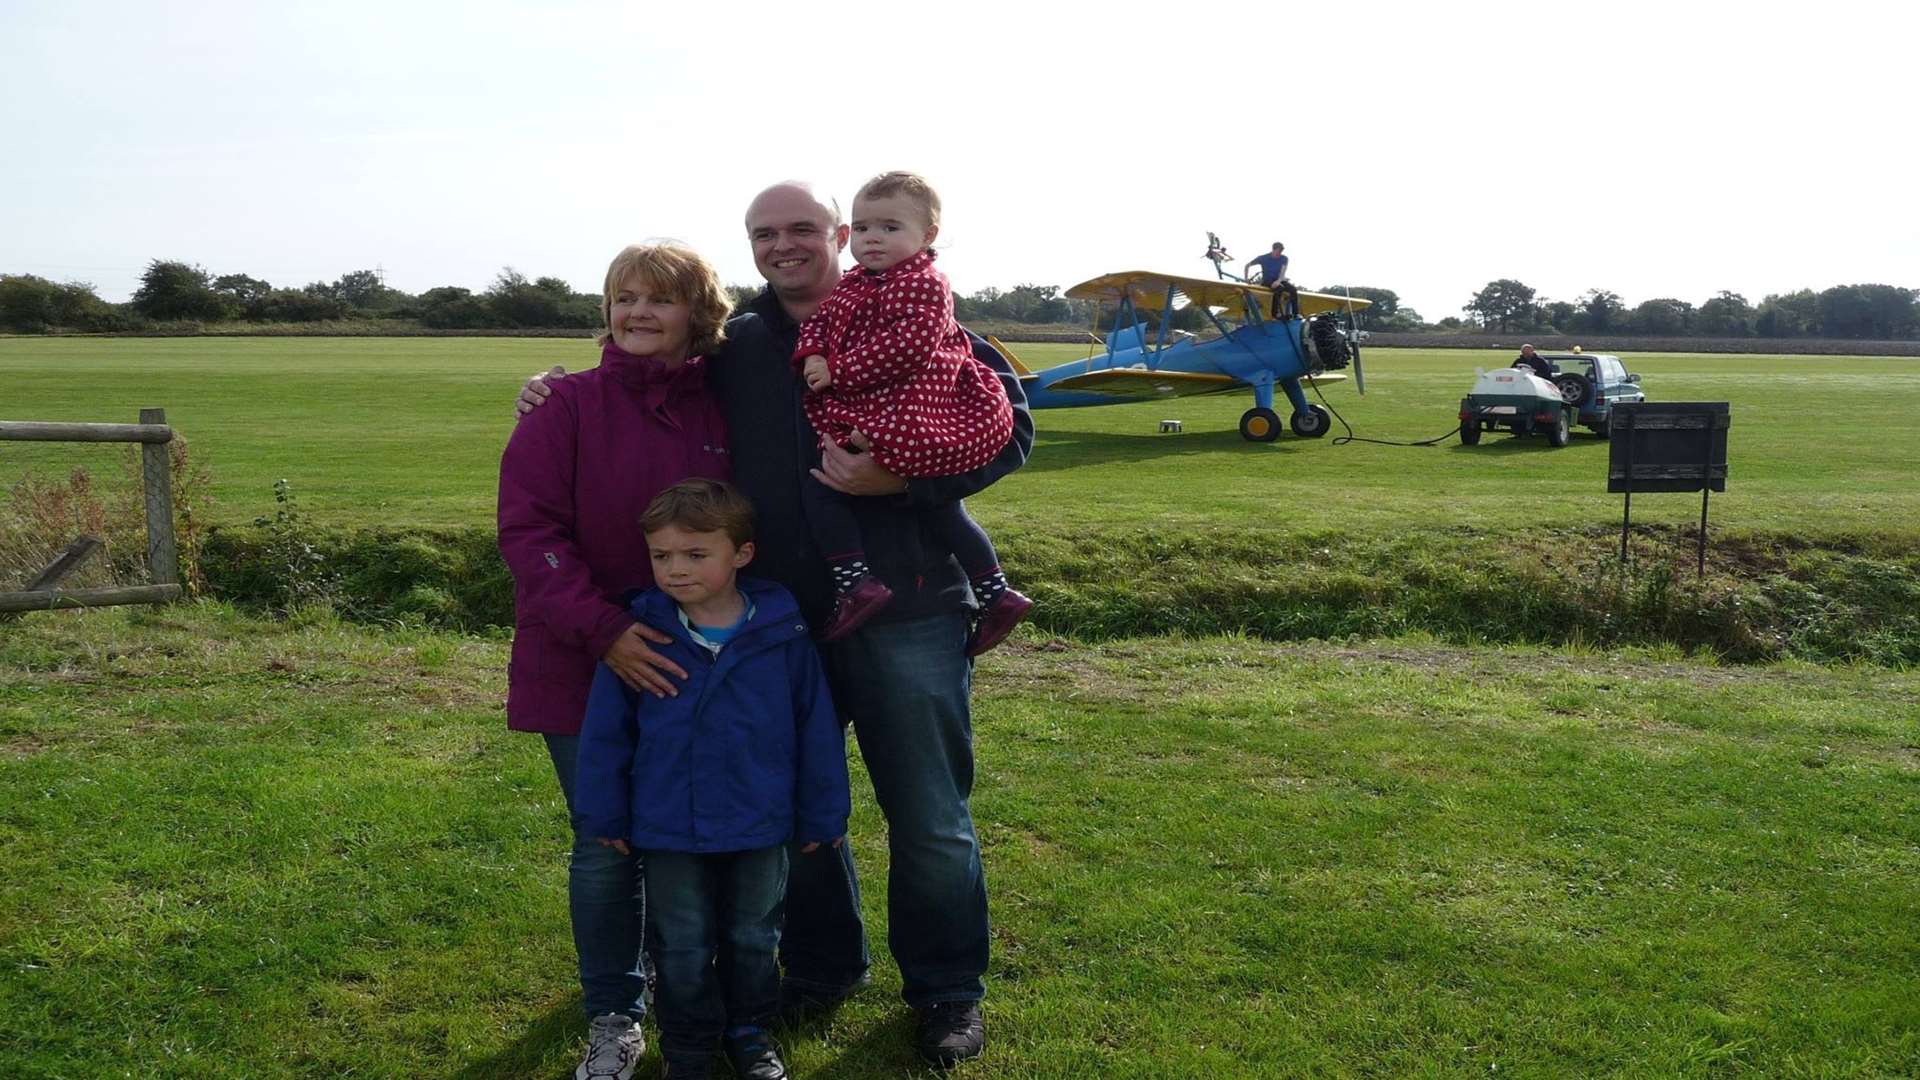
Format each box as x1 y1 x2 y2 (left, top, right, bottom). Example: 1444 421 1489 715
2 606 1916 1076
4 340 1917 541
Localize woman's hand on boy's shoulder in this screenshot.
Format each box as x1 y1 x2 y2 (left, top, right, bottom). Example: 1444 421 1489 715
603 623 686 697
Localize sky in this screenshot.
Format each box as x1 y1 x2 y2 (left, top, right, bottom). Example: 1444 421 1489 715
4 0 1916 323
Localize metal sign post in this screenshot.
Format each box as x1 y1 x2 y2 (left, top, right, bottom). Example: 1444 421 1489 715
1607 403 1730 576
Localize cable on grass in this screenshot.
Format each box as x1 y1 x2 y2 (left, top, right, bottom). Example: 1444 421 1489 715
1308 376 1464 447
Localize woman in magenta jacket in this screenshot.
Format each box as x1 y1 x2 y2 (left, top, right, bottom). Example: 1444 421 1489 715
497 241 731 1075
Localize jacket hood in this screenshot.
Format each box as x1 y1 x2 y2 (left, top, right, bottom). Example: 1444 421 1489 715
628 575 805 633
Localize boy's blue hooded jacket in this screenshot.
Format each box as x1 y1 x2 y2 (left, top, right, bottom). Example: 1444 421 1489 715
574 577 850 853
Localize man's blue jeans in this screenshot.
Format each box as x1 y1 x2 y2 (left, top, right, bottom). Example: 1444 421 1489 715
544 734 649 1021
645 846 786 1056
783 611 989 1007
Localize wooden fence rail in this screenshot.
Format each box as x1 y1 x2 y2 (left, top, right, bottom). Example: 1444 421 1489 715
1 408 181 613
0 420 174 444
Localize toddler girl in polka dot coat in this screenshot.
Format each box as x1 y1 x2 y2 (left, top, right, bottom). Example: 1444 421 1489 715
792 171 1031 653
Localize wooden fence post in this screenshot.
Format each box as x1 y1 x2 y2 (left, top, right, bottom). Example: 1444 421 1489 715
2 410 182 614
139 407 179 587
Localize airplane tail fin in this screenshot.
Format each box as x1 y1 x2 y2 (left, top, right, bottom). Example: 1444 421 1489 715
1105 321 1151 355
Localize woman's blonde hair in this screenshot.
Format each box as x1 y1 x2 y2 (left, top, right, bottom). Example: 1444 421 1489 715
599 242 732 357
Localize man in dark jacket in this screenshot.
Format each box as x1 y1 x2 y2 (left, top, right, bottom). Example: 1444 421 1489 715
518 180 1029 1068
1514 343 1556 381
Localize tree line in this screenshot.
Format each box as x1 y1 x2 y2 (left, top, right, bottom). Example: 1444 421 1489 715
0 260 604 333
953 280 1920 341
1458 279 1920 340
4 260 1917 341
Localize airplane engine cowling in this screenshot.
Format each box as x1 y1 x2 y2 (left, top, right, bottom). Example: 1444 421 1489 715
1302 313 1353 372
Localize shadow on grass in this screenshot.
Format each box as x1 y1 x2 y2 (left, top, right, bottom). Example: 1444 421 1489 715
450 995 581 1079
444 997 940 1078
809 1009 948 1076
1024 426 1296 472
1448 435 1576 455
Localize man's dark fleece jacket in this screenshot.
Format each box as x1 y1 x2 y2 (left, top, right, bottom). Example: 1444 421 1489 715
713 288 1034 629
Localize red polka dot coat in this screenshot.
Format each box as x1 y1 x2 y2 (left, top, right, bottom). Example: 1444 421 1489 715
792 250 1014 478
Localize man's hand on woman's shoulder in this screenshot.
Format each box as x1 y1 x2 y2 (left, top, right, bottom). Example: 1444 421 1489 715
515 365 568 417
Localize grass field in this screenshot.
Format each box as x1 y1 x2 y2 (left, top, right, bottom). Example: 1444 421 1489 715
2 338 1916 540
3 605 1916 1077
3 338 1917 1075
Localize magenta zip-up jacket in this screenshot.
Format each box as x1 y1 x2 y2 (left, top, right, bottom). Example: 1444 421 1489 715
498 343 730 734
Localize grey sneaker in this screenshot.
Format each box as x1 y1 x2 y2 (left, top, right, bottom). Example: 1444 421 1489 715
577 1012 645 1080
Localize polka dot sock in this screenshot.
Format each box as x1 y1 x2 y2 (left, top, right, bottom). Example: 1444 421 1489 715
970 567 1010 608
830 557 870 595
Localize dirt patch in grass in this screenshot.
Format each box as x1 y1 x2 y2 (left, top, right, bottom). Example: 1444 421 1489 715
2 729 52 757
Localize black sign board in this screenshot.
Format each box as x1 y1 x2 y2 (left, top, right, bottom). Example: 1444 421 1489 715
1608 402 1730 573
1608 402 1729 493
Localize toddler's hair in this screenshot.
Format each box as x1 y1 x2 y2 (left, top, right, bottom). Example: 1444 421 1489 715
599 242 733 357
641 478 756 546
856 171 941 229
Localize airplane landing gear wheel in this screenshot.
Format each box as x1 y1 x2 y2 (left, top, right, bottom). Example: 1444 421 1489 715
1239 407 1282 442
1290 404 1331 438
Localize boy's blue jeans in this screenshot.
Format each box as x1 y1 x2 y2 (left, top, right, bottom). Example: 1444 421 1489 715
784 611 989 1008
543 734 649 1022
644 846 787 1057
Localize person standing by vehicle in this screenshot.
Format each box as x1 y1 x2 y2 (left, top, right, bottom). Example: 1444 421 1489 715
1513 343 1556 381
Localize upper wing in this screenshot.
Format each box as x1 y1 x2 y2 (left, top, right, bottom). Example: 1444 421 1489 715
1064 270 1373 316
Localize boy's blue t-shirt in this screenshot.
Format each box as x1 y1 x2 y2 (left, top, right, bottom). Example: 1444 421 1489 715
679 592 753 655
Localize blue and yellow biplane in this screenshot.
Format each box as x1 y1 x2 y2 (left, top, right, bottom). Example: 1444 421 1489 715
988 270 1370 442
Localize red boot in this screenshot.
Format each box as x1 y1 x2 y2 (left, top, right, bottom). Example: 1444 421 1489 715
818 575 893 642
965 589 1033 657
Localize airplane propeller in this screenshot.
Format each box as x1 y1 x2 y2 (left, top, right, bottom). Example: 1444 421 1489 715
1341 290 1366 395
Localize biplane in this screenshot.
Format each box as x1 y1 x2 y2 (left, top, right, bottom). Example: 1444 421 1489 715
987 269 1370 442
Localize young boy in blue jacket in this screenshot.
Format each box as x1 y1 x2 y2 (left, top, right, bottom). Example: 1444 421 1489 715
576 478 850 1080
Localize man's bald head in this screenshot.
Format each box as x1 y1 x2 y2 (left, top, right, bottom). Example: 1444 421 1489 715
745 181 841 232
744 180 850 316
